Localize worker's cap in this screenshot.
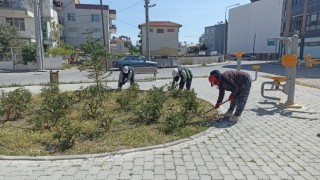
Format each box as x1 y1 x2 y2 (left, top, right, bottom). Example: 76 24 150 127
172 68 179 78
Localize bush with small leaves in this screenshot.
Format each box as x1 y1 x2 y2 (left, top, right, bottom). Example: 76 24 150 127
31 84 75 130
115 83 140 110
179 89 199 113
53 119 80 152
0 87 32 121
134 86 166 123
77 84 108 119
162 110 188 134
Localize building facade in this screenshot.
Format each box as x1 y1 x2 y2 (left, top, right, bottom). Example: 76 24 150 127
139 21 182 57
0 0 62 46
203 23 225 55
228 0 283 59
281 0 320 58
59 0 116 51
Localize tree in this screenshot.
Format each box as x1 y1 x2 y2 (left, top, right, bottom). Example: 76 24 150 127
21 43 37 64
198 34 207 52
0 23 19 55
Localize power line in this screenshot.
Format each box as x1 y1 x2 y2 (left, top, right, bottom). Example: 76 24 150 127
117 1 142 14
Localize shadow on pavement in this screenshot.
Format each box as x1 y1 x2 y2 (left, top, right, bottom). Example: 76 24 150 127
222 62 320 79
250 100 319 121
212 118 237 128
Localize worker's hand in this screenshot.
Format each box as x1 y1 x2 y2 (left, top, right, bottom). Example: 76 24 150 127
214 103 221 109
228 96 235 101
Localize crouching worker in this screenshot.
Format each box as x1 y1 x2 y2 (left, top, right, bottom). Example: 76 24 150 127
208 70 251 122
118 66 135 89
171 67 193 90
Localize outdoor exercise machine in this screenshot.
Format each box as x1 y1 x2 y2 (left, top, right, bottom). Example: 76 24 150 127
234 51 245 71
251 65 260 81
299 54 320 68
261 35 302 109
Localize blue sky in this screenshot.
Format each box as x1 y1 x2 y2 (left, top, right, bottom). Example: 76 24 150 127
80 0 251 45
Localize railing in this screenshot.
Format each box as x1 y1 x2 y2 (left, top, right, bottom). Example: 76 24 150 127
0 0 34 12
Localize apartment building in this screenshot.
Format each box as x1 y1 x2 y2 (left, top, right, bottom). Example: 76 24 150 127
59 0 116 50
139 21 182 57
0 0 61 49
203 23 225 55
281 0 320 58
228 0 283 59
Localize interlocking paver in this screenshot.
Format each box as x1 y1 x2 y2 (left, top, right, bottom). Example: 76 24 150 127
0 62 319 180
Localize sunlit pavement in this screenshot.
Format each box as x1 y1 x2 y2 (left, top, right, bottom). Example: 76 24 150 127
0 61 320 180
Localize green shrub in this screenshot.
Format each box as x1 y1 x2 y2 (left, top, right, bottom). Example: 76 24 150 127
180 89 199 113
77 84 108 119
134 86 166 123
0 87 32 121
115 84 140 110
162 110 188 134
31 84 75 130
21 43 37 64
53 119 80 152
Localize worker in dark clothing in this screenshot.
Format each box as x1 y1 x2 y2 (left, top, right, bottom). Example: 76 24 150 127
208 70 251 122
118 66 135 89
172 67 193 90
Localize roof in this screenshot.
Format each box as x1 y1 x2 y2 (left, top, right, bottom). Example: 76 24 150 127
139 21 182 28
75 4 109 10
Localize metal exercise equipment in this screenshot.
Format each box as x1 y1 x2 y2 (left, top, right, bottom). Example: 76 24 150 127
261 35 302 109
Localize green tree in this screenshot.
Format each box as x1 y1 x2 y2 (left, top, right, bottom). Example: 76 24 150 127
0 23 19 55
21 43 37 64
198 34 207 52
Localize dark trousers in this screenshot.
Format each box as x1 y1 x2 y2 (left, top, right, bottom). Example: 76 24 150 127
179 77 192 90
227 77 251 116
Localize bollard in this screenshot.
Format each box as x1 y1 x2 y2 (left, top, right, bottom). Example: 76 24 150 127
50 70 59 84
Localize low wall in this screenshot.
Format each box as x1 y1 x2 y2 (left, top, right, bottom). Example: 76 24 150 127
0 57 64 71
177 56 220 65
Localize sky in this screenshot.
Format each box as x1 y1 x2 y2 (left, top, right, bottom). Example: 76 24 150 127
80 0 251 45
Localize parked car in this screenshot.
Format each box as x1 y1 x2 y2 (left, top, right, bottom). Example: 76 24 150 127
233 53 256 61
112 55 158 69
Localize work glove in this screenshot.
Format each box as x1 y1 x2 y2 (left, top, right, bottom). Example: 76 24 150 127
228 96 235 101
214 103 221 109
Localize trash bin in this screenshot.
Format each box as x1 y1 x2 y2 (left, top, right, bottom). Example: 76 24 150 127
50 70 59 84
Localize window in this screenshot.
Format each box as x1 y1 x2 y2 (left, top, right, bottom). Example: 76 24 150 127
306 13 319 31
91 14 100 22
157 29 164 33
6 18 25 31
290 16 302 32
167 28 175 32
67 13 76 21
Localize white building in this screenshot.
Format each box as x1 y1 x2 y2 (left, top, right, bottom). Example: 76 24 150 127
59 0 116 50
0 0 61 46
139 21 182 57
228 0 283 59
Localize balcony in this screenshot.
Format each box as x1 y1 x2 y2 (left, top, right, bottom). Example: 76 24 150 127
0 0 34 17
109 24 116 34
109 9 116 20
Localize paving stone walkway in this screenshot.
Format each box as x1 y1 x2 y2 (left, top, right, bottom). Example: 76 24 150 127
0 63 320 180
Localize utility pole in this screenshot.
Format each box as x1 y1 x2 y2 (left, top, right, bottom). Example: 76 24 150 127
100 0 109 69
34 0 43 71
145 0 150 60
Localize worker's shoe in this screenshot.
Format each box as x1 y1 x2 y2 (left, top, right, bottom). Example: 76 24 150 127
229 115 240 122
223 111 233 117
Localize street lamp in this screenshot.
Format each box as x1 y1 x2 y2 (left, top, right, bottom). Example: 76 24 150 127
223 3 240 59
145 0 156 60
